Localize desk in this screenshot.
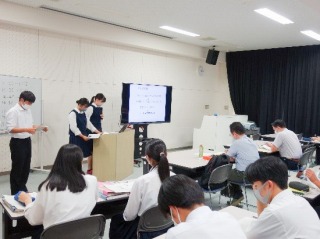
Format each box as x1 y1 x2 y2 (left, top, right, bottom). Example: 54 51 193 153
260 134 276 141
1 196 129 239
167 149 223 179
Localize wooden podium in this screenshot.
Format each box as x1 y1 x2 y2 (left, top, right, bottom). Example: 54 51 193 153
92 130 134 181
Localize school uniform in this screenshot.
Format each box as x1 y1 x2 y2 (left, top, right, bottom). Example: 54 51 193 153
6 103 33 194
166 206 247 239
86 103 103 151
86 103 103 131
24 175 98 229
68 108 97 157
246 189 320 239
109 167 174 239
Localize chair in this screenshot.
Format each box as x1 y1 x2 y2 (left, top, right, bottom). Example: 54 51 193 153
229 177 252 210
299 146 316 171
202 164 233 209
137 206 173 239
41 214 106 239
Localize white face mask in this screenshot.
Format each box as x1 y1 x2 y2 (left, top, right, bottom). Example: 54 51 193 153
22 104 31 110
170 207 181 226
253 181 271 204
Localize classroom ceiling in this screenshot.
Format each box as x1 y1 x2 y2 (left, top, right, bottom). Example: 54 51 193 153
4 0 320 51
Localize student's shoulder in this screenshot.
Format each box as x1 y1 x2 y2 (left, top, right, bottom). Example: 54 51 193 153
84 174 98 185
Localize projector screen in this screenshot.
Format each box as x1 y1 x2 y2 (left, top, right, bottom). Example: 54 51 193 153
121 83 172 124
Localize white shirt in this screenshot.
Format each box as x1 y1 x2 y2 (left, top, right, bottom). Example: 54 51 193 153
246 189 320 239
68 108 97 136
5 103 33 139
123 167 174 221
166 206 247 239
227 135 259 171
273 128 302 159
24 175 98 229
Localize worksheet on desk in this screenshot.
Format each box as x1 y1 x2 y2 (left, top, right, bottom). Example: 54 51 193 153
104 180 135 193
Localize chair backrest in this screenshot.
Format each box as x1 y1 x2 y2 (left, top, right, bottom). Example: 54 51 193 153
299 148 315 167
208 164 233 186
41 214 106 239
137 206 173 234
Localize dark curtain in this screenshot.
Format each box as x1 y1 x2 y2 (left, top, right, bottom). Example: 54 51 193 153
226 45 320 135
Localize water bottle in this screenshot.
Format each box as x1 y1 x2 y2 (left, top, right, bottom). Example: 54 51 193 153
199 144 204 158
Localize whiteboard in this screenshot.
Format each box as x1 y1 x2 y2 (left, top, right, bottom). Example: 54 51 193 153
0 75 42 132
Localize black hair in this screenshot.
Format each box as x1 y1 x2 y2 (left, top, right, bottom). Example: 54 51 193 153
158 174 205 217
76 98 89 106
90 93 106 104
38 144 87 193
145 138 170 182
245 156 288 190
230 122 245 135
271 119 286 128
19 91 36 103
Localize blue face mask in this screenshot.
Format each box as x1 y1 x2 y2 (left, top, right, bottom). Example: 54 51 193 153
253 181 271 204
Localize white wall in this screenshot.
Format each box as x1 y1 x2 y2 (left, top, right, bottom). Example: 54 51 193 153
0 2 234 172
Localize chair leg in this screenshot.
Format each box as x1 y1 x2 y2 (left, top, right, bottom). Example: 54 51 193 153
243 185 249 210
209 192 213 209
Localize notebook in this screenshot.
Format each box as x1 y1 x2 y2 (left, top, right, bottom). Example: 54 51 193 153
2 192 37 212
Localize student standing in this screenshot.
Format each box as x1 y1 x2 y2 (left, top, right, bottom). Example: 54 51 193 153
6 91 48 194
18 144 98 238
68 98 101 174
158 174 246 239
109 139 173 239
86 93 106 132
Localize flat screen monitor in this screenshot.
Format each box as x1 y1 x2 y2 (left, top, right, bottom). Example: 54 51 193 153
121 83 172 124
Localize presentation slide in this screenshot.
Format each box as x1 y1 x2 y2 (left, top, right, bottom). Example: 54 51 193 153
129 84 167 123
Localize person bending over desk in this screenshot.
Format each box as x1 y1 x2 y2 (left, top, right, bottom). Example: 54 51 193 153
158 174 246 239
18 144 98 239
225 122 259 206
265 119 302 171
306 168 320 218
244 156 320 239
109 138 174 239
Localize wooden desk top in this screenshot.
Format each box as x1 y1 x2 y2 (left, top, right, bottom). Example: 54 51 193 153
0 198 24 219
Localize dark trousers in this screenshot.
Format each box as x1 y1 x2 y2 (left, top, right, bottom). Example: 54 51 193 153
228 169 247 199
109 214 140 239
9 137 31 195
308 195 320 219
280 157 299 170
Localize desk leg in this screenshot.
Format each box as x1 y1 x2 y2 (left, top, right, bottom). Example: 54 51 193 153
2 208 11 239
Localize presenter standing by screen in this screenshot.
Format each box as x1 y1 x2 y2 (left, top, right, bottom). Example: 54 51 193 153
6 91 48 194
68 98 101 174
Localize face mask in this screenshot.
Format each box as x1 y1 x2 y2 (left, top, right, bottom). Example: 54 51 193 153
274 130 278 134
22 104 31 110
253 181 271 204
170 207 181 226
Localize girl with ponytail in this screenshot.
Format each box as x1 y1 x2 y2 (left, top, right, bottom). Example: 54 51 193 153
109 138 173 239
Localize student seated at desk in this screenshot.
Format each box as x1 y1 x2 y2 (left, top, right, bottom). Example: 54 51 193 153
18 144 98 238
158 174 246 239
306 168 320 218
109 139 174 239
244 156 320 239
225 122 259 206
265 119 302 171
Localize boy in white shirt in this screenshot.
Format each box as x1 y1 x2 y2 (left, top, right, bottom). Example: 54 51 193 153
158 174 247 239
245 156 320 239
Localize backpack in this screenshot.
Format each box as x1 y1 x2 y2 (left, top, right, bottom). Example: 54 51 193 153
199 154 230 189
